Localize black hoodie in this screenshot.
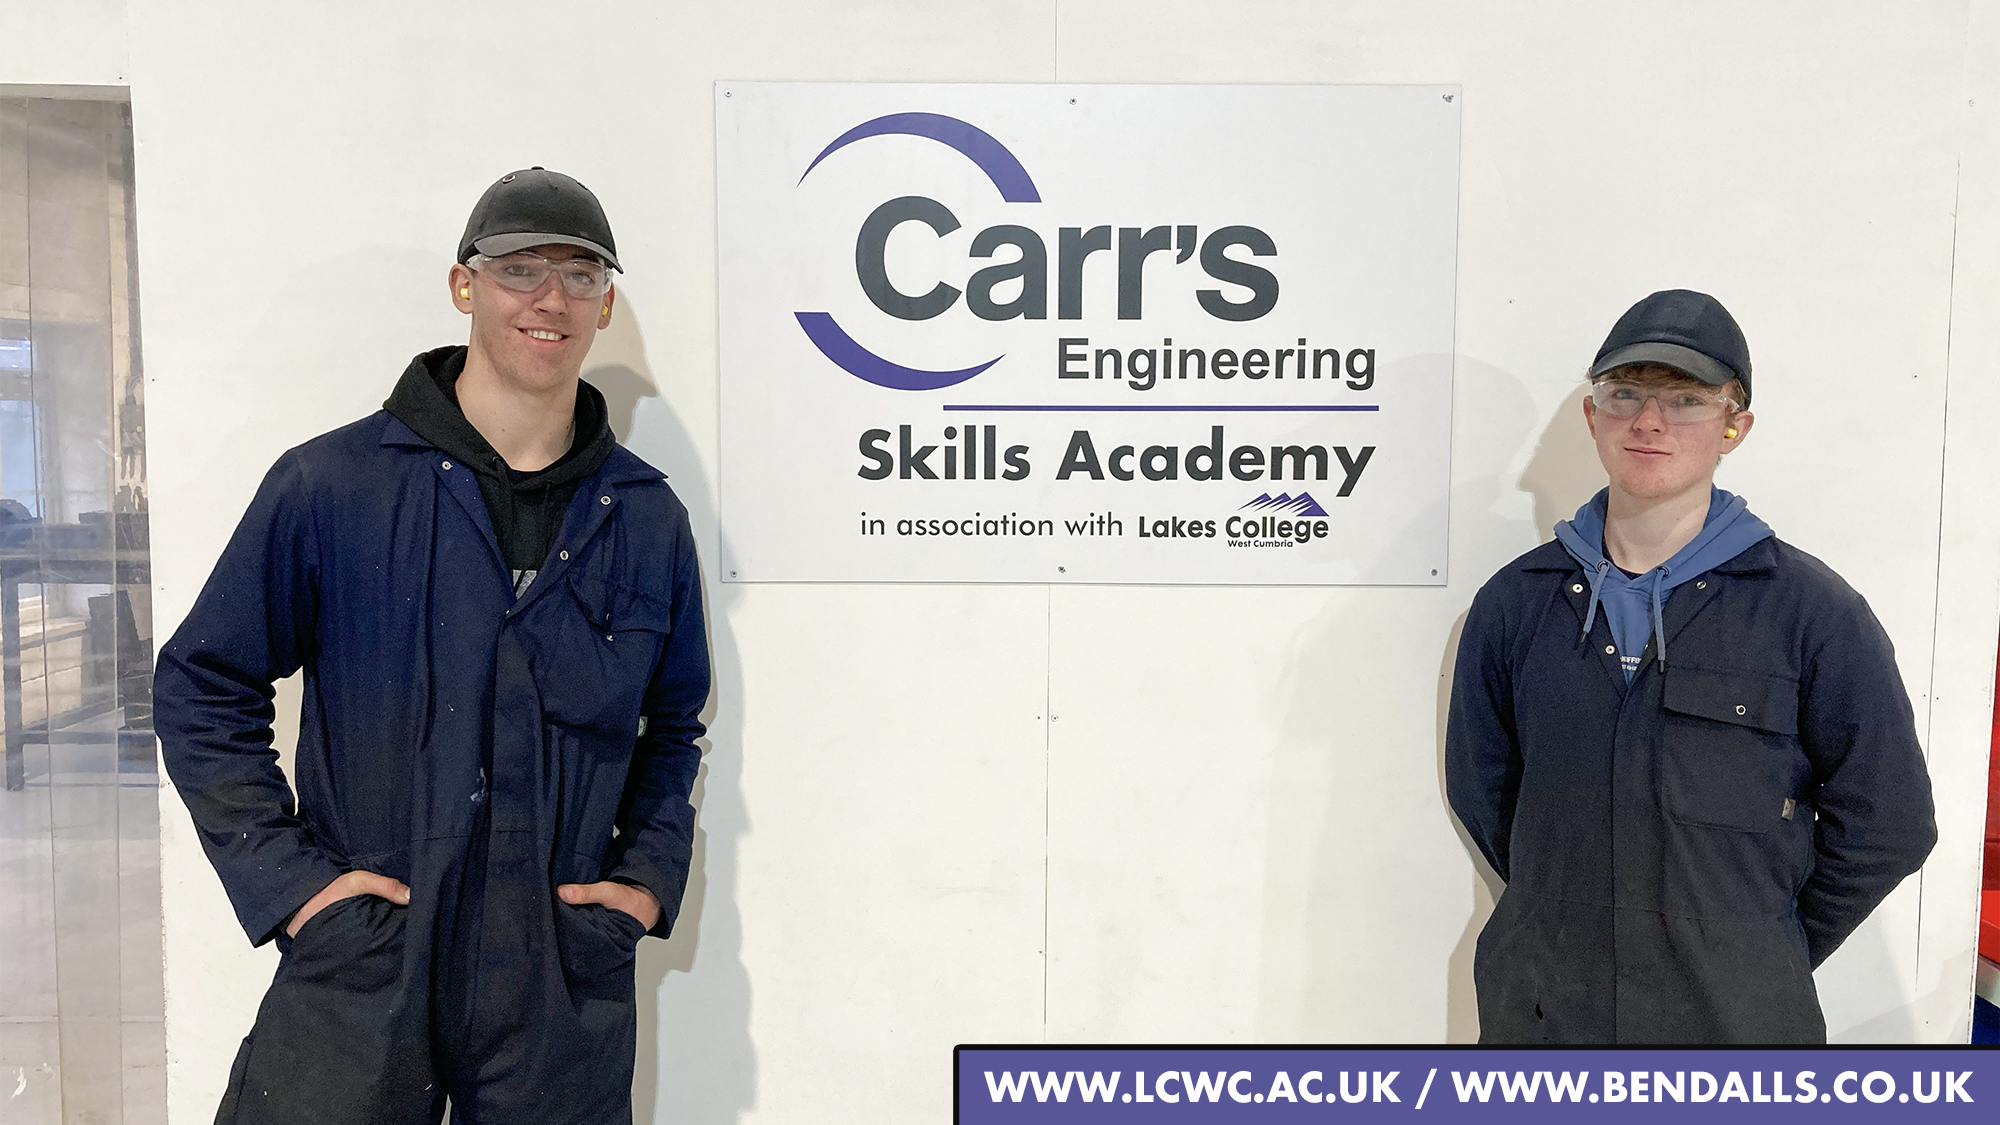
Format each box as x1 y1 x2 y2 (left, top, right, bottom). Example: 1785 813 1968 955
385 346 615 595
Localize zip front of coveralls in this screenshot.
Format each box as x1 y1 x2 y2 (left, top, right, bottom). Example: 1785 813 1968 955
428 448 652 1116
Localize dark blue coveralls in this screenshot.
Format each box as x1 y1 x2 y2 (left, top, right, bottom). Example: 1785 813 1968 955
1446 537 1936 1043
155 411 709 1123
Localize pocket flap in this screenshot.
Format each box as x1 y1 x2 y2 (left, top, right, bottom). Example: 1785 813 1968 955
1663 666 1799 735
567 574 674 636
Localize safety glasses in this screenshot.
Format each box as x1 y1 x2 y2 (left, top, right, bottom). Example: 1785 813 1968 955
1590 380 1739 424
467 252 614 299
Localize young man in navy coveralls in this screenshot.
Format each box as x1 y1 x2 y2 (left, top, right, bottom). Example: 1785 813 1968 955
156 169 710 1122
1446 290 1936 1043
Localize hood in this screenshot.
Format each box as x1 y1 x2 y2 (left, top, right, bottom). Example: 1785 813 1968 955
383 345 613 491
1554 487 1774 675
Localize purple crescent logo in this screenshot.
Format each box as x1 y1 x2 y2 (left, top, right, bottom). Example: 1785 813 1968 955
1239 492 1330 517
794 113 1039 391
800 112 1040 202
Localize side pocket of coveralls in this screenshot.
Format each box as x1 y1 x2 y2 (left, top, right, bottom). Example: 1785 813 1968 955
1471 887 1531 1006
1660 666 1803 833
217 892 423 1125
278 890 408 993
1470 889 1582 1044
552 899 646 1004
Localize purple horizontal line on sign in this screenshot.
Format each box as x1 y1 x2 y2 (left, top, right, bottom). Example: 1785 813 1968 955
939 404 1381 412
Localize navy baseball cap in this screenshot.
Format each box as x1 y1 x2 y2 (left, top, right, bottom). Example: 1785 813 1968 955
1589 289 1751 406
457 167 621 271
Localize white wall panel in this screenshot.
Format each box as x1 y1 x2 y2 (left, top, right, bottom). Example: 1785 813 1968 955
1912 0 2000 1044
1046 584 1475 1042
4 0 1978 1121
0 1 127 88
717 584 1049 1125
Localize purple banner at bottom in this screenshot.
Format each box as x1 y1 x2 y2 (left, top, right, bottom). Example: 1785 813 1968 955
955 1047 1996 1122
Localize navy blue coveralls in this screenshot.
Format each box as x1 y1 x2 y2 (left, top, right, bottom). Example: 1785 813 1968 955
155 411 709 1123
1446 537 1936 1043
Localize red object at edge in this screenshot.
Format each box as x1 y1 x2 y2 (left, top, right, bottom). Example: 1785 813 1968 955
1983 633 2000 962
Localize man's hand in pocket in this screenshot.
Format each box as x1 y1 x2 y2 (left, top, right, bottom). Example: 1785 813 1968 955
286 870 412 938
557 881 660 931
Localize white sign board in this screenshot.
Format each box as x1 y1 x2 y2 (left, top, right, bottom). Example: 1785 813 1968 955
716 83 1460 584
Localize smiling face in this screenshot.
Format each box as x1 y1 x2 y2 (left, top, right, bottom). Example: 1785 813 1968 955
1583 363 1753 504
449 244 615 395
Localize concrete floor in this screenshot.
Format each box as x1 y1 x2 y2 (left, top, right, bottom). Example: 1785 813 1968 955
0 724 165 1125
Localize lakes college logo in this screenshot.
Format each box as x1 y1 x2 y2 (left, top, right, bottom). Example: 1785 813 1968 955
1238 492 1329 517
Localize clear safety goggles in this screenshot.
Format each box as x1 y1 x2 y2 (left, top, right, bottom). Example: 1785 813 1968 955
467 252 614 299
1590 379 1739 425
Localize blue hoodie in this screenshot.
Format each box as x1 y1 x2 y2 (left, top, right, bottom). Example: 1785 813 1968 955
1553 487 1774 679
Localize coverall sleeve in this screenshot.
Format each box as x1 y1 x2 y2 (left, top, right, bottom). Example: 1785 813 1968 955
1445 584 1523 882
606 501 711 937
1794 598 1937 967
153 451 348 947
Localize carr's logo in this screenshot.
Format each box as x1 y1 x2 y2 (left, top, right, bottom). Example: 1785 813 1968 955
794 113 1036 391
793 111 1282 392
1226 492 1330 547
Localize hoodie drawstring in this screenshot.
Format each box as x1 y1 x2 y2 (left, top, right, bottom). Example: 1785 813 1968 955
1579 560 1671 674
1649 566 1670 672
1577 558 1612 647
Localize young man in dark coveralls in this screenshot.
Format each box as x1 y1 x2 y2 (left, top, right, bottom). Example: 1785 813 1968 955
155 169 710 1123
1446 290 1937 1043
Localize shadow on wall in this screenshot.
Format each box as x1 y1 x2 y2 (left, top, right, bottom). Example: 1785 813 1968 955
583 315 658 443
1518 385 1604 548
1254 360 1601 1043
584 300 758 1124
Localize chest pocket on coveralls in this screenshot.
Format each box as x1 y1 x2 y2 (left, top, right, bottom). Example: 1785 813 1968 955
541 572 674 738
1660 665 1801 833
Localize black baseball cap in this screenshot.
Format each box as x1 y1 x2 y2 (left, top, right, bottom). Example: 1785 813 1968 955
458 167 621 271
1589 289 1751 406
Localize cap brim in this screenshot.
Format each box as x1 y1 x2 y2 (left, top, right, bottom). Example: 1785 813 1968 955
1588 341 1737 389
470 232 622 271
